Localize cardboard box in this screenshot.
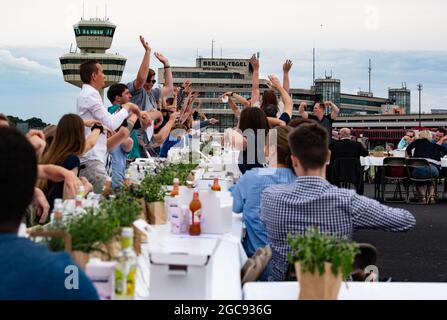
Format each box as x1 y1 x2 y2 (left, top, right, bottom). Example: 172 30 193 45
200 190 233 234
148 238 220 300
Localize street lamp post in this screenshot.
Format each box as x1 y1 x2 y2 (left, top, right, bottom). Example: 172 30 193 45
417 84 423 128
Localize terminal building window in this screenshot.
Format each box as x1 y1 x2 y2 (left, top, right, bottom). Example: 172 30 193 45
341 98 384 108
173 72 244 79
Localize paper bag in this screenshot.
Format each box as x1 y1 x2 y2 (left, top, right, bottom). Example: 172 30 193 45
295 262 342 300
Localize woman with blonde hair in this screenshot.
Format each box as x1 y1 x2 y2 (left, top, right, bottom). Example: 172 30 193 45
406 130 447 203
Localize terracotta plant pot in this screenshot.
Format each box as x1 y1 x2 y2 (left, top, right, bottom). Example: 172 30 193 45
146 201 167 225
295 262 343 300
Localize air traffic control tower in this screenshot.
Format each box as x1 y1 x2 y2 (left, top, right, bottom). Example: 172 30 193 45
59 17 126 88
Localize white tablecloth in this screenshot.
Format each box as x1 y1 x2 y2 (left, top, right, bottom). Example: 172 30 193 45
361 157 384 167
134 214 246 300
361 157 447 168
243 282 447 300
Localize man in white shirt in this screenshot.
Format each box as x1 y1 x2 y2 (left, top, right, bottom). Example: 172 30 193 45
77 60 141 193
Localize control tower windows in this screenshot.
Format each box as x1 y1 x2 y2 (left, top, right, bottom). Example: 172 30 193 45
74 27 115 37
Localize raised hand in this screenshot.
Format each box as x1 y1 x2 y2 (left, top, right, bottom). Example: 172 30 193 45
267 75 282 90
250 54 259 71
173 86 181 96
154 52 169 67
182 80 191 89
299 102 307 112
283 59 293 73
26 129 45 141
26 131 46 157
139 35 151 52
191 91 200 99
209 118 219 125
169 110 181 122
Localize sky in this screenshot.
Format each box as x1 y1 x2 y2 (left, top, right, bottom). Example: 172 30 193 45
1 0 447 123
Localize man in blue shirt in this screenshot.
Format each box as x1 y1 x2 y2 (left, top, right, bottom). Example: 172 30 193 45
0 127 98 300
397 130 416 149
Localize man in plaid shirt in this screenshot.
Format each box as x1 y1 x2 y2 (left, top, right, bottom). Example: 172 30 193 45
261 123 416 281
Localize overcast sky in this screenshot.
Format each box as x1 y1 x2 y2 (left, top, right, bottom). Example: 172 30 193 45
1 0 447 123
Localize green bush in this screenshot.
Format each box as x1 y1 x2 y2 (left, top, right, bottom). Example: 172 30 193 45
287 228 360 280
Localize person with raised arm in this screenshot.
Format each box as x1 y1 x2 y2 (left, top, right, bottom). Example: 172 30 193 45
128 36 174 111
250 54 260 107
266 74 293 126
298 100 340 141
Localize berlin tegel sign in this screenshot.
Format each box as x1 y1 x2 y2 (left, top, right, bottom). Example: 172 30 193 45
200 59 249 69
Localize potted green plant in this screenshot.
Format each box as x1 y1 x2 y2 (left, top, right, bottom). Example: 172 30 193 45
66 207 117 269
140 174 168 225
103 189 147 255
372 146 385 157
288 228 360 300
104 189 142 228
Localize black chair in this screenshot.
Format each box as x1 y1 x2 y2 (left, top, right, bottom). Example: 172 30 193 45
405 158 438 204
380 157 408 203
351 243 378 281
285 243 378 282
331 158 364 195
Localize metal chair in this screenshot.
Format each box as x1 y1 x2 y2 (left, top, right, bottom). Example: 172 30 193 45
351 243 379 281
405 158 438 204
380 157 408 203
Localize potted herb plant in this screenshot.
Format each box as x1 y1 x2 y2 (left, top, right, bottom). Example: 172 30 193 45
372 146 385 157
140 174 168 225
67 207 117 269
288 228 360 300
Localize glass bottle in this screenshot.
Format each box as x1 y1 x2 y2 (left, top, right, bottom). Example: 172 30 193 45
211 178 221 191
115 228 137 299
170 178 180 197
188 192 202 236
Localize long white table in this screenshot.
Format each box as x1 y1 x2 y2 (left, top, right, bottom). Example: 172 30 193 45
361 156 447 167
243 282 447 300
134 214 246 300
